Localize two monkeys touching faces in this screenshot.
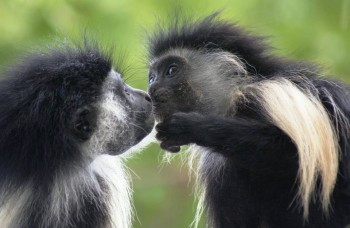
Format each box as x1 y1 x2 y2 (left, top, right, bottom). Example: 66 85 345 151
1 13 350 228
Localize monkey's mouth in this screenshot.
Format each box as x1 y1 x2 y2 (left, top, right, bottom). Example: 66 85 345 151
107 112 154 156
152 100 192 122
129 99 155 151
149 88 174 121
134 113 155 142
128 86 155 148
151 104 170 122
150 89 199 121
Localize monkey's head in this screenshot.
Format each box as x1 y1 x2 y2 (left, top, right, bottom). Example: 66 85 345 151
0 44 154 164
148 48 248 121
147 14 294 121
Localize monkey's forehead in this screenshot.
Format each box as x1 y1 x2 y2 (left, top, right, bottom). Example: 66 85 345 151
149 48 195 66
40 47 112 77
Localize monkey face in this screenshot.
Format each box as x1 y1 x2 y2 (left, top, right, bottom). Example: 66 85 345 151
148 52 202 121
72 69 154 156
148 49 243 121
2 46 154 158
96 70 154 155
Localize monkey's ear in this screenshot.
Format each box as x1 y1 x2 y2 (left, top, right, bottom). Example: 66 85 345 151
71 106 97 141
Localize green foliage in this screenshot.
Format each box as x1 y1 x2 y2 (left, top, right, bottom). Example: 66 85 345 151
0 0 349 227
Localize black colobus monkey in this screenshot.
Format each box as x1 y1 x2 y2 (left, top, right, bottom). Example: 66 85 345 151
148 14 350 228
0 42 154 228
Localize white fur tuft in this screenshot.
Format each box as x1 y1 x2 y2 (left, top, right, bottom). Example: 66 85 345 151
244 78 348 218
0 186 32 227
90 155 133 228
162 76 349 226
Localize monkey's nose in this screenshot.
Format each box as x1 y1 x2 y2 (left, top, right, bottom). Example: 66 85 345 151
148 86 157 97
144 93 151 102
133 89 152 103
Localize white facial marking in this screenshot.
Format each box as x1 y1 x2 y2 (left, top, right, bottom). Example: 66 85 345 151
84 70 129 156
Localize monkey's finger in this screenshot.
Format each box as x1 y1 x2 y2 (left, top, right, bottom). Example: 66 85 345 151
160 139 184 150
156 132 168 141
155 123 167 132
160 143 181 153
167 146 181 153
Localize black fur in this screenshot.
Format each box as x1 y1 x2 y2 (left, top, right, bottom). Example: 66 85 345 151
149 12 313 76
149 14 350 228
0 44 111 184
0 42 153 228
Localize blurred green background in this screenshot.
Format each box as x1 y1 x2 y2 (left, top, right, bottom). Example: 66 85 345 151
0 0 349 227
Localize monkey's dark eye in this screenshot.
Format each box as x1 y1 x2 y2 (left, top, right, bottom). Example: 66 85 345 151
75 121 91 133
165 64 178 77
149 73 156 84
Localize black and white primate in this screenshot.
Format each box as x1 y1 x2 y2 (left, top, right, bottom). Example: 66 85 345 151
148 14 350 228
0 42 154 228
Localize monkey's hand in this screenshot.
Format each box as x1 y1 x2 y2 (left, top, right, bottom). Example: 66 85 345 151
156 112 205 153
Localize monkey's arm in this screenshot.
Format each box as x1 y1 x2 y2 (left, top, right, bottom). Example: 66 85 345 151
156 112 297 169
